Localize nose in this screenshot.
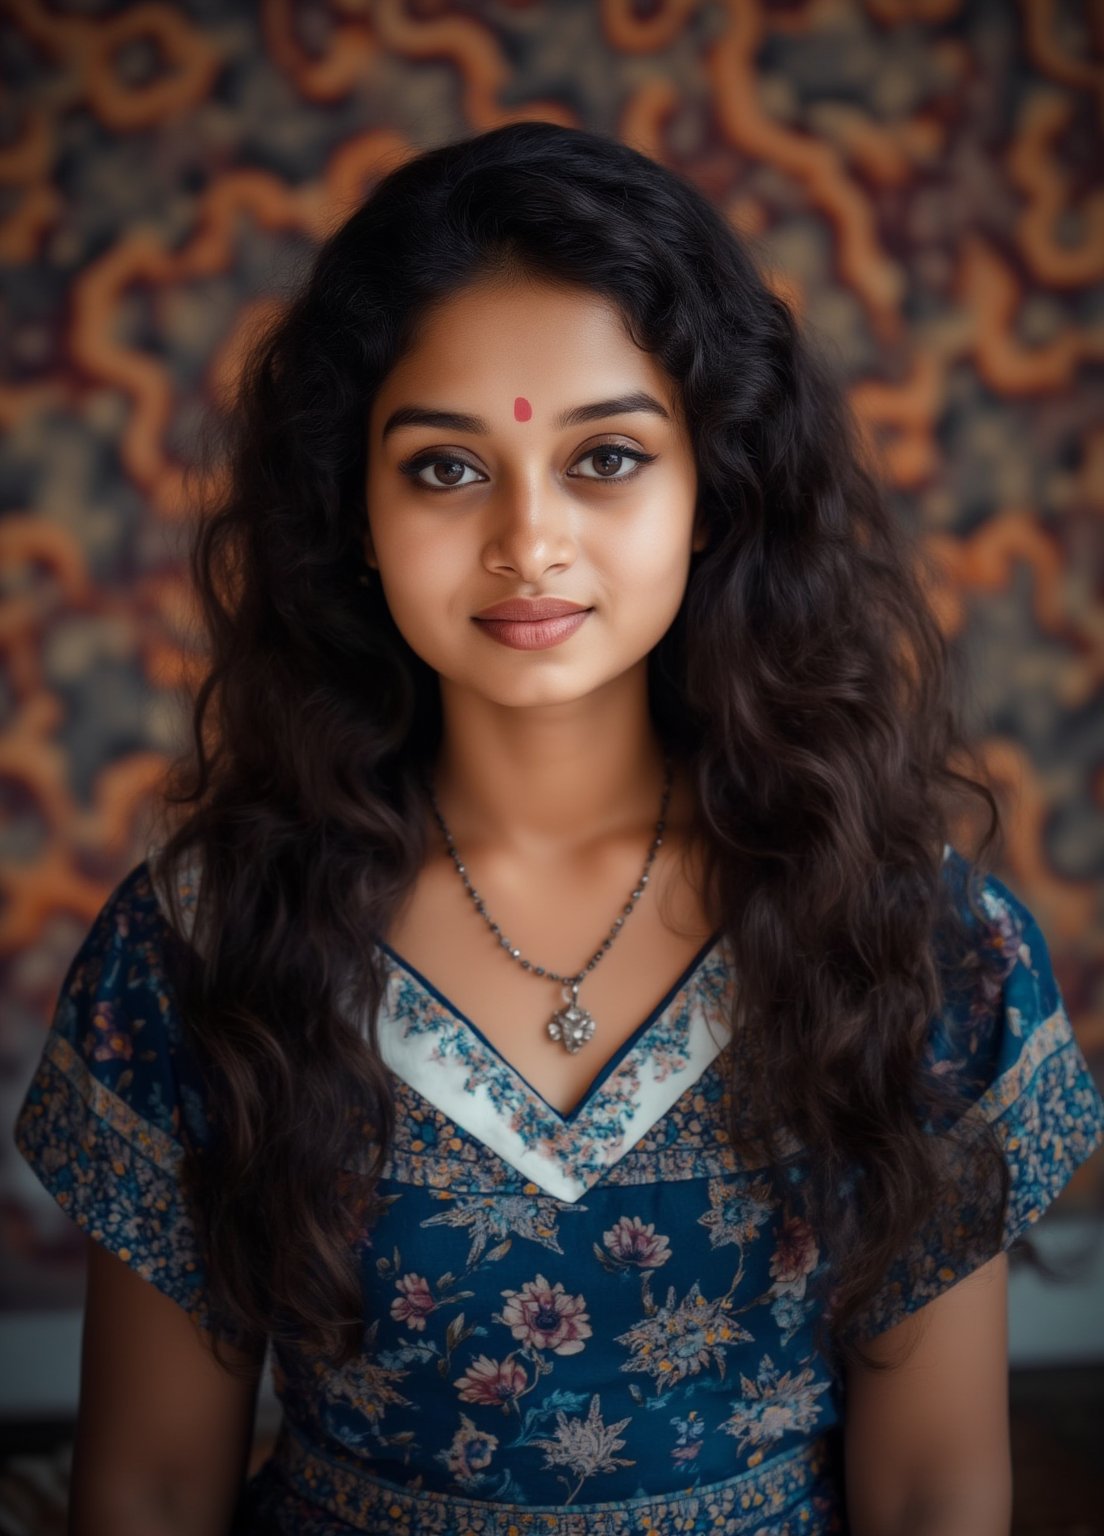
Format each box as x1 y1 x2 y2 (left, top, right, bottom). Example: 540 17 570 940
482 474 578 579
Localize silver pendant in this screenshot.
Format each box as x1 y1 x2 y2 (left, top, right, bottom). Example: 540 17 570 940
547 982 596 1054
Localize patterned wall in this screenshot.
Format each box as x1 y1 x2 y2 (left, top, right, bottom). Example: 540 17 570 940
2 0 1102 1315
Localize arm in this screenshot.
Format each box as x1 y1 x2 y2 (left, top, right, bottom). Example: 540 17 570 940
844 1249 1012 1536
69 1239 266 1536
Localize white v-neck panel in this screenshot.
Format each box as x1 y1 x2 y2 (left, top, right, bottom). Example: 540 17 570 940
374 938 737 1203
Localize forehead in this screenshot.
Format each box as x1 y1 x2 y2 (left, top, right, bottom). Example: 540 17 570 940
370 278 677 424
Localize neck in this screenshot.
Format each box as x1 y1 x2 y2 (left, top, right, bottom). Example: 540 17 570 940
425 675 678 863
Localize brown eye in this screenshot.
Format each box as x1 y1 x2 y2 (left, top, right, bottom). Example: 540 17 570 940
399 455 484 491
571 443 657 482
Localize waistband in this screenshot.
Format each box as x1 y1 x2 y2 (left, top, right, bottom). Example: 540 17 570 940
242 1419 846 1534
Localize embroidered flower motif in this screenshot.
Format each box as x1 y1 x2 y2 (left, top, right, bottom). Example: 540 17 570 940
87 1002 134 1064
697 1174 774 1248
498 1273 592 1355
770 1288 815 1347
769 1216 819 1298
670 1408 706 1464
420 1191 579 1265
319 1319 413 1426
391 1271 437 1331
454 1352 528 1409
601 1215 671 1269
615 1279 754 1390
717 1352 832 1454
529 1393 634 1504
976 887 1024 1007
442 1411 498 1482
980 887 1023 955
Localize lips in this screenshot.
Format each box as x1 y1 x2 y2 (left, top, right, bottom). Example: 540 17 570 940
474 597 592 621
474 608 592 651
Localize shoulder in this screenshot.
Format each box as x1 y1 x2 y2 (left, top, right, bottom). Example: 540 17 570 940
12 850 246 1342
843 844 1104 1344
938 841 1059 995
931 846 1086 1114
18 852 210 1154
59 857 178 1012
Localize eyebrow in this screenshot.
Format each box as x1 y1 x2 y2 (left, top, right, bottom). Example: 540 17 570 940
380 390 672 442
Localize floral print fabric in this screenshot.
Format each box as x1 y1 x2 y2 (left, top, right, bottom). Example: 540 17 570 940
13 847 1104 1535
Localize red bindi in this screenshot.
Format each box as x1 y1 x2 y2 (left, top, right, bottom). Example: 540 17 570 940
513 396 532 422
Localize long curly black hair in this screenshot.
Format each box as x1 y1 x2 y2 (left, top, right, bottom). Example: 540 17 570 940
151 120 1023 1382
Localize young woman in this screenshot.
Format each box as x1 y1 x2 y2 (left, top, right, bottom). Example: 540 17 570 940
15 121 1104 1536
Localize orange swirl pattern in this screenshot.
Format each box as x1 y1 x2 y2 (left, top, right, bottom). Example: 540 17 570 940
1 0 1101 1310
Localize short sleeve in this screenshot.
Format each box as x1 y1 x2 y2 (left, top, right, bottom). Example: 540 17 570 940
12 859 247 1345
848 849 1104 1342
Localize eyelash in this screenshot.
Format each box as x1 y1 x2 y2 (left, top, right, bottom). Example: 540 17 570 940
397 442 658 493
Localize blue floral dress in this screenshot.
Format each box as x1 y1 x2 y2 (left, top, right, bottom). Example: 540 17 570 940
13 844 1104 1535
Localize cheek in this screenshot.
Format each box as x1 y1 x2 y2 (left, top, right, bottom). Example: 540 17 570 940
399 532 453 581
373 532 470 656
596 519 694 599
373 515 459 593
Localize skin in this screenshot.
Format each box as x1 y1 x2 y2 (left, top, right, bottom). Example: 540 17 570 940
364 273 708 865
845 1250 1012 1534
69 1241 264 1534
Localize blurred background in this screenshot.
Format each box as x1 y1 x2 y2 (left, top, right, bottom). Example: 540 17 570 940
1 0 1102 1530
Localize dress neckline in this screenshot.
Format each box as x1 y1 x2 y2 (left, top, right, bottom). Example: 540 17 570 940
375 928 725 1127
